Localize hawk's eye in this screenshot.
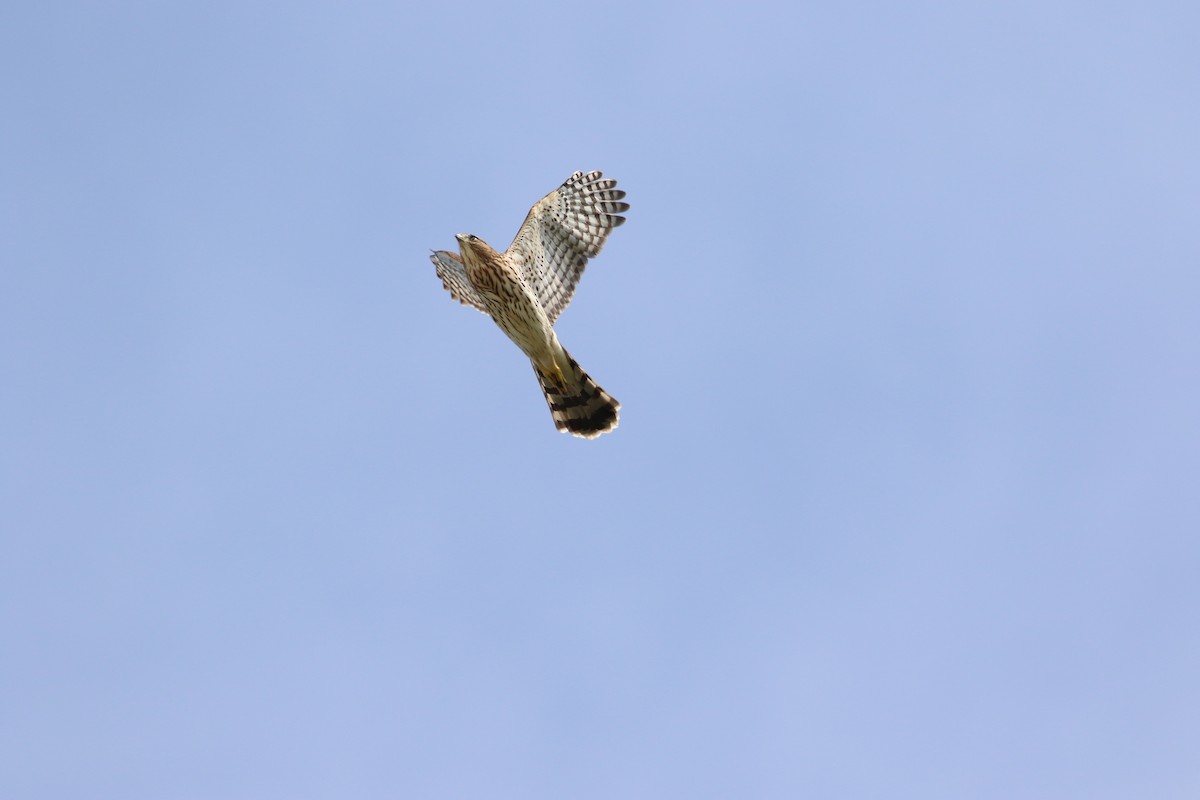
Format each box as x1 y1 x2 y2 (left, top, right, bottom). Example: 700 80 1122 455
468 235 478 242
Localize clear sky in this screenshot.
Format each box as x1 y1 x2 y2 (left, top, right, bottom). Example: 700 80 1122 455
3 1 1198 798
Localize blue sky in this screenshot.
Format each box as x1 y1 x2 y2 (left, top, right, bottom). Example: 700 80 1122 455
3 1 1198 797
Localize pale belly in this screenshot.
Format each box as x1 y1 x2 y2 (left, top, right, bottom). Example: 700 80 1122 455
468 261 555 361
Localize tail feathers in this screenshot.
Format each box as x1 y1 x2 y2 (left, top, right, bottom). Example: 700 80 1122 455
534 351 619 439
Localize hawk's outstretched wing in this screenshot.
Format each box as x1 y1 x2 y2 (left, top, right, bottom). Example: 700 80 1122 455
505 170 628 324
430 249 488 314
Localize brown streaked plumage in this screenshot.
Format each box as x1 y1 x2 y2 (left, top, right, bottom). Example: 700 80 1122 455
431 170 628 438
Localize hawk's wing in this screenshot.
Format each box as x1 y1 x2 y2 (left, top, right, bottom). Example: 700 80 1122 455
431 249 488 314
505 170 628 324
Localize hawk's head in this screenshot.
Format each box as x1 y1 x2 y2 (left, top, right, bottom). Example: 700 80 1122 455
455 233 499 267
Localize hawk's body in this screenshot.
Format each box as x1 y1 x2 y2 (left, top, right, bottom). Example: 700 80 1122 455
431 170 628 439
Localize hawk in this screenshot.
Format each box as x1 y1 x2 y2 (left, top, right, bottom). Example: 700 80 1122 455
431 170 628 439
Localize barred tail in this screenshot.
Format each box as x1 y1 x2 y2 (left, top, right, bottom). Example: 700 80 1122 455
534 350 620 439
